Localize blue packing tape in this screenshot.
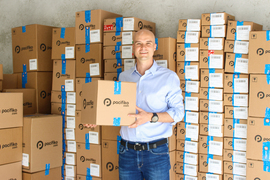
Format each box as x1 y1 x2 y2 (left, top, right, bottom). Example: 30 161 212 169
45 164 50 176
117 59 122 66
117 68 122 81
61 166 64 175
114 81 121 95
265 64 270 75
62 59 66 75
60 27 65 39
85 143 90 150
63 157 66 165
61 103 65 116
265 108 270 118
185 92 191 97
61 54 66 60
61 85 65 92
116 17 123 32
23 64 27 72
115 31 120 36
86 176 93 180
87 168 91 176
264 118 270 126
232 74 240 93
85 10 91 23
263 161 270 172
266 30 270 41
234 54 242 73
155 38 158 50
116 52 121 59
113 117 121 126
116 41 122 46
62 115 65 129
207 88 210 99
208 52 210 68
207 154 214 164
62 91 66 104
262 142 270 161
86 44 90 53
85 73 92 83
115 45 120 52
22 26 26 33
117 135 122 154
209 25 212 37
85 26 90 44
22 64 27 88
267 75 270 85
85 133 90 150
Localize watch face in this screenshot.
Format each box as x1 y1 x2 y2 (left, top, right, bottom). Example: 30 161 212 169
152 116 158 122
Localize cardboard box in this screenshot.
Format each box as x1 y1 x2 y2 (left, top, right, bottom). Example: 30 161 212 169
104 72 119 81
3 89 36 115
81 80 136 126
170 151 176 180
224 137 247 151
246 117 270 161
199 135 223 156
227 21 263 41
200 99 224 113
0 93 23 129
223 149 246 164
104 59 124 73
224 119 247 138
200 69 224 88
75 9 122 44
168 125 177 152
51 102 76 116
176 139 198 154
198 172 222 180
200 123 224 137
200 38 224 50
225 53 249 74
199 50 224 69
77 143 101 177
249 74 270 118
76 78 101 111
175 150 198 165
52 27 75 60
199 112 224 125
102 140 119 180
224 40 249 54
199 154 223 174
0 64 2 80
177 31 200 44
77 175 101 180
224 161 246 176
184 92 200 111
103 45 134 60
224 74 249 93
201 12 235 25
224 106 248 119
22 114 62 173
76 44 103 78
64 165 77 177
22 167 61 180
201 25 226 38
0 127 22 165
176 43 199 61
2 74 18 89
177 122 199 141
175 162 198 177
176 61 199 81
154 37 176 72
51 91 76 104
178 19 201 31
103 31 135 46
104 17 156 34
64 152 77 166
101 126 121 141
249 31 270 74
17 72 52 114
224 93 248 106
52 60 76 91
75 111 101 144
12 24 54 73
0 161 22 180
181 80 200 93
246 159 270 180
199 87 223 100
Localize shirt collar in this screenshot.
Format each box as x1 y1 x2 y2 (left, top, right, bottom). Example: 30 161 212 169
131 59 158 76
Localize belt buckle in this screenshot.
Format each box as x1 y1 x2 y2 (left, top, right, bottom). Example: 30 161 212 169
134 143 142 151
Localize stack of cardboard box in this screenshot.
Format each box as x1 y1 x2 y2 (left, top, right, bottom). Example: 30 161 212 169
246 31 270 180
222 21 262 180
0 93 23 180
197 12 235 180
175 19 201 179
103 17 155 80
12 24 54 114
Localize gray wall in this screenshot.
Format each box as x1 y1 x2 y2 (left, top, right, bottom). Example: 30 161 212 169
1 0 269 73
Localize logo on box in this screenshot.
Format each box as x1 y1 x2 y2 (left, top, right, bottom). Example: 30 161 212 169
0 142 18 150
36 140 58 149
1 108 18 115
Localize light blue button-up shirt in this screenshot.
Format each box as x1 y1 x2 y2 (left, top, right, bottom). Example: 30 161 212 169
119 60 184 142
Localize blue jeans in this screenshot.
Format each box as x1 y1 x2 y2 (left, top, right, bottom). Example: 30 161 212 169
119 139 171 180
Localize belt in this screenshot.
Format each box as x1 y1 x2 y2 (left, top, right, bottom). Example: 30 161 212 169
121 138 167 151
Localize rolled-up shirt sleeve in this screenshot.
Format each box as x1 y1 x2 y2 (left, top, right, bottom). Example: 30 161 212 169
166 73 184 125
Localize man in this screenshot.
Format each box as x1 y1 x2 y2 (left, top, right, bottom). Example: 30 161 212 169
117 29 184 180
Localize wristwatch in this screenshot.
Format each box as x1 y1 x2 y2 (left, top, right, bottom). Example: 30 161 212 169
150 113 159 123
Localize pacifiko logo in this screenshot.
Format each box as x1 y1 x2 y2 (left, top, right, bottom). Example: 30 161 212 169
106 162 118 171
83 99 94 109
104 98 130 107
15 45 33 53
36 141 44 149
1 108 18 115
56 40 70 46
229 61 234 66
80 156 96 163
231 28 236 34
79 24 84 30
0 142 18 150
40 91 47 99
37 140 58 150
40 43 46 51
257 91 270 99
103 98 112 106
257 48 264 56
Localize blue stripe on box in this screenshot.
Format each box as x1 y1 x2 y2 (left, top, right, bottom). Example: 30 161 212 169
113 117 121 126
60 27 65 39
116 17 123 32
85 10 91 23
114 81 121 95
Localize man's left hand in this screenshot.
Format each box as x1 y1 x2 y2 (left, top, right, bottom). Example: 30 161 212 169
128 106 152 128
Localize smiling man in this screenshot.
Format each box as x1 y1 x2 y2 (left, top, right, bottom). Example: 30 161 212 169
118 29 184 180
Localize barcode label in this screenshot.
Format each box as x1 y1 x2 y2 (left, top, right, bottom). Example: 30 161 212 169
89 132 99 144
185 81 199 93
208 158 222 174
67 104 76 116
213 26 223 30
209 124 223 137
233 151 247 164
209 113 223 125
237 25 251 41
238 27 250 31
67 92 76 104
29 59 37 70
123 18 135 31
22 153 29 167
66 153 75 165
122 32 133 44
234 139 247 151
234 41 249 54
66 129 75 140
211 25 225 37
67 141 76 152
187 49 197 52
124 59 135 71
234 78 248 93
90 30 100 42
184 164 197 176
186 124 199 141
65 165 75 177
65 46 75 59
185 176 197 180
187 19 200 31
189 20 199 24
89 63 100 76
123 32 131 36
209 100 223 113
235 124 247 138
206 174 219 180
234 175 246 180
67 117 75 129
122 46 133 58
90 163 100 176
209 141 223 156
185 111 199 124
208 38 223 50
210 39 221 43
156 60 168 68
123 46 131 50
211 13 224 25
125 60 134 63
185 32 199 43
233 163 246 176
65 79 74 92
185 97 198 111
185 141 198 153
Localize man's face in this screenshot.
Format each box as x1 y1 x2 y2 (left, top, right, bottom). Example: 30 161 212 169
133 31 156 62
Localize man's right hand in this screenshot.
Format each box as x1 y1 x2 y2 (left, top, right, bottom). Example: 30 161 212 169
84 124 97 128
